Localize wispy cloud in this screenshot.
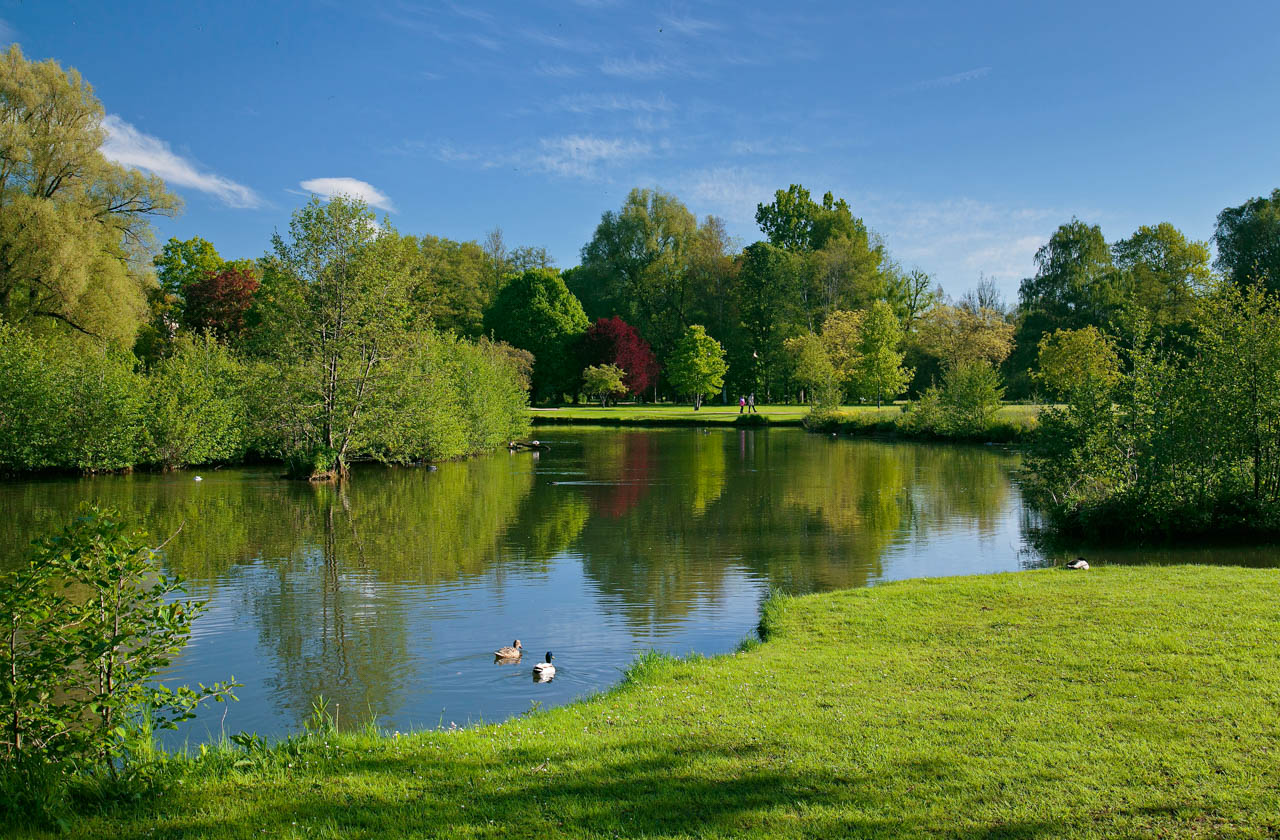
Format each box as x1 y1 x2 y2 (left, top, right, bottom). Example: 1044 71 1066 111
679 166 773 224
600 55 681 79
901 66 991 92
728 139 810 157
100 115 261 209
550 93 675 114
535 135 650 178
660 15 719 36
535 61 580 78
435 134 651 180
298 177 396 212
0 17 16 44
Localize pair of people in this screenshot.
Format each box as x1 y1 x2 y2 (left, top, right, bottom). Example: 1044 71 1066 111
738 394 758 414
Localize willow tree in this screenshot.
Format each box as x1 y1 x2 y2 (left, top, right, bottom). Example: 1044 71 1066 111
0 45 179 343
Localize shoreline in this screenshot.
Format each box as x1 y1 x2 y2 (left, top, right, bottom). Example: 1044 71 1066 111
27 565 1280 839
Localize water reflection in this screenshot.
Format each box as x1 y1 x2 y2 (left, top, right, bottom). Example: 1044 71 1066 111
1 428 1276 739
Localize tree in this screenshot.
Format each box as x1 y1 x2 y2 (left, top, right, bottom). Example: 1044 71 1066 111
666 325 728 409
582 364 628 406
483 268 588 401
820 309 865 397
884 267 938 330
1011 219 1119 390
915 303 1014 370
1214 188 1280 293
1113 223 1212 331
1034 326 1121 401
410 234 492 336
783 332 837 405
155 236 224 297
181 263 261 341
261 196 414 478
580 316 659 396
573 188 699 355
854 301 912 407
0 45 180 343
735 241 800 398
755 184 869 253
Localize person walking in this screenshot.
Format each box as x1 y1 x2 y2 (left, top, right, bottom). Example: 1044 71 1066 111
748 393 758 413
739 395 746 414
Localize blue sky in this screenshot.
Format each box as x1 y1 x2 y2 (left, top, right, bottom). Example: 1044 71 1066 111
5 0 1279 301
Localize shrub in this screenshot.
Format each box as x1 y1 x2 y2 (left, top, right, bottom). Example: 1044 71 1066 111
0 508 236 823
898 361 1004 439
144 334 248 469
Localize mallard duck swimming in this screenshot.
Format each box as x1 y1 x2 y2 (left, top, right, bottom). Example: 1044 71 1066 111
494 640 523 659
533 652 555 681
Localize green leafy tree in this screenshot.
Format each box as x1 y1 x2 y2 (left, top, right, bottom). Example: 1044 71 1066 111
1112 223 1212 331
783 333 837 405
0 45 180 343
854 301 912 407
1011 220 1118 389
735 242 800 398
483 268 588 402
666 325 728 409
820 309 864 398
259 196 415 478
1214 188 1280 293
582 363 628 406
755 184 870 253
573 188 699 356
914 303 1014 370
1034 326 1121 401
154 236 224 297
145 334 248 469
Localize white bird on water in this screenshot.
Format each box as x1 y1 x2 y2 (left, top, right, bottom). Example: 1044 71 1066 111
533 652 556 682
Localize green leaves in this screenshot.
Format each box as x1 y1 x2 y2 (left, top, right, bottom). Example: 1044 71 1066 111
665 325 728 405
0 506 238 796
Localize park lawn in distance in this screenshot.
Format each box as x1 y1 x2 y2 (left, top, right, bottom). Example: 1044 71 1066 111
531 403 887 426
40 565 1280 839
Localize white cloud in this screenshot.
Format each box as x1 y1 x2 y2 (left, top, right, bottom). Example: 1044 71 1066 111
680 167 773 224
660 15 719 36
600 56 679 79
0 17 15 44
551 92 674 114
535 61 580 78
298 177 396 212
100 115 261 208
901 66 991 92
535 135 650 178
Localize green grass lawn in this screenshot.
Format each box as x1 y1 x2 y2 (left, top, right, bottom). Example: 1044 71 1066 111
530 403 1044 431
33 565 1280 839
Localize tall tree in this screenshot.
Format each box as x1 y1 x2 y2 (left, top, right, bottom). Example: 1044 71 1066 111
573 188 698 356
1214 188 1280 293
1112 222 1212 332
262 196 414 478
483 268 588 401
735 241 800 398
914 303 1014 370
755 184 869 253
0 45 179 343
854 301 912 407
1011 219 1118 390
180 263 261 342
666 325 728 410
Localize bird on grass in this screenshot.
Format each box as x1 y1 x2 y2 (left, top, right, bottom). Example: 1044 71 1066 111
494 640 523 660
533 652 556 682
1066 558 1090 570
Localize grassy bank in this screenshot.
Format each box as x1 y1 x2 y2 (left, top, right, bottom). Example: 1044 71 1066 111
532 403 1042 443
530 404 813 426
25 565 1280 839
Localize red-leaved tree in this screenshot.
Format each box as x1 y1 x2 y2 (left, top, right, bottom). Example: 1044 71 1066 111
580 316 660 396
181 264 261 341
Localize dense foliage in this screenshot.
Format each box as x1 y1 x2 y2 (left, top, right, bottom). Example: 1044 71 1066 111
0 508 236 822
1025 286 1280 537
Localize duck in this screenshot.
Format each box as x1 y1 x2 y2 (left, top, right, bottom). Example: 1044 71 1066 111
533 652 556 682
1065 557 1090 570
493 639 523 659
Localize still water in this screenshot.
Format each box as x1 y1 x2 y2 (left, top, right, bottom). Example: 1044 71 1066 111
1 428 1275 742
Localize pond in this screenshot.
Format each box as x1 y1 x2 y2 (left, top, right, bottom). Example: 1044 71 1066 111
2 427 1276 742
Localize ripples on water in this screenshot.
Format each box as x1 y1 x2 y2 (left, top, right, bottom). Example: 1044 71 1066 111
0 428 1275 742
